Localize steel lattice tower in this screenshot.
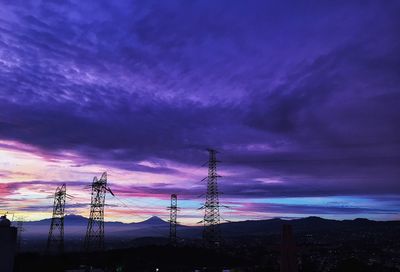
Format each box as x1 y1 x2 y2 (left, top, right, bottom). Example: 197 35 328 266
47 183 66 253
202 149 222 246
16 218 25 253
84 172 114 251
168 194 178 245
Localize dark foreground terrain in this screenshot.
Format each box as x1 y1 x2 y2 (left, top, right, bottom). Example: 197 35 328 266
14 217 400 271
15 234 400 272
13 245 400 272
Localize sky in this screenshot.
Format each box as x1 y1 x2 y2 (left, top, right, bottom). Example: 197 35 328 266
0 0 399 224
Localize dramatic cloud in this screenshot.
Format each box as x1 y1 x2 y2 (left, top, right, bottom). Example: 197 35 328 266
0 0 399 221
235 202 398 216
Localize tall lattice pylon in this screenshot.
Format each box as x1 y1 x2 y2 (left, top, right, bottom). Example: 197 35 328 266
201 149 222 247
47 183 67 254
84 172 114 251
168 194 178 245
16 217 25 253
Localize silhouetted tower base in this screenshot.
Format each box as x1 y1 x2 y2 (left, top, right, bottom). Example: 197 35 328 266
84 172 114 252
202 149 222 247
47 184 66 254
168 194 178 245
16 219 24 253
0 215 17 272
280 224 298 272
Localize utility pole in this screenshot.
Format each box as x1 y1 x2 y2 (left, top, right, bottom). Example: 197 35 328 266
201 149 222 247
168 194 178 245
280 224 298 272
16 218 25 253
47 184 67 254
84 172 114 251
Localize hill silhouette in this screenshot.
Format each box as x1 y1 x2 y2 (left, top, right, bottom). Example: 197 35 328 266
19 215 400 240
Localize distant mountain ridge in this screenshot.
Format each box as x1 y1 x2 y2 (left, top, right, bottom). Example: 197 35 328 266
25 214 167 225
19 215 400 240
27 214 395 225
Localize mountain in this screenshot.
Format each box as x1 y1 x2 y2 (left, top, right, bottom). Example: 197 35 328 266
218 216 400 238
134 216 168 226
65 214 89 225
18 215 400 244
26 214 87 226
20 215 168 238
24 214 168 227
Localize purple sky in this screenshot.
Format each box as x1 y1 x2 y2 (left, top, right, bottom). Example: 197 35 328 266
0 0 399 223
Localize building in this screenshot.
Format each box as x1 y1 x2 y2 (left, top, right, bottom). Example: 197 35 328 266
280 224 298 272
0 215 17 272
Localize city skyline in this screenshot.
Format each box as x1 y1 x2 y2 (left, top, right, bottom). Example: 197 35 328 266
0 0 400 224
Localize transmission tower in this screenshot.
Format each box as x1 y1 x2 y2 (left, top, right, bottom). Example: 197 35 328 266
47 184 67 254
16 217 25 253
84 172 114 251
201 149 222 247
168 194 178 245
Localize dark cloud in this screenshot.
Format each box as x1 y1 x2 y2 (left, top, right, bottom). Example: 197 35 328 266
246 43 400 144
0 180 88 196
236 202 398 215
0 0 399 200
12 203 88 213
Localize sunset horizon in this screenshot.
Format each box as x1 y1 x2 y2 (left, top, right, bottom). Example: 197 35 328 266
0 1 399 270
